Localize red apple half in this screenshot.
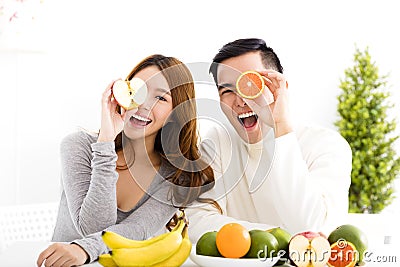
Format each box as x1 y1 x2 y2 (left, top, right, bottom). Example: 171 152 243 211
289 232 331 267
112 78 147 110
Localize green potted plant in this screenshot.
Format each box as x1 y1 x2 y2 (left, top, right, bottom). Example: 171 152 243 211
335 47 400 213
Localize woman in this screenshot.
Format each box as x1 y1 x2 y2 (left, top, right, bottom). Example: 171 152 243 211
37 55 216 266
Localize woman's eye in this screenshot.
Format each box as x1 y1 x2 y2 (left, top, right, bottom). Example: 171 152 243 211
156 96 167 101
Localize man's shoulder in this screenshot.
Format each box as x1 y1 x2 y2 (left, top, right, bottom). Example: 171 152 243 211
295 124 341 137
294 124 351 151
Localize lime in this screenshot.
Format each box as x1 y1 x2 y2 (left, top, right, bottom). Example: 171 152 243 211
267 227 291 264
245 230 279 259
196 231 221 257
328 224 368 264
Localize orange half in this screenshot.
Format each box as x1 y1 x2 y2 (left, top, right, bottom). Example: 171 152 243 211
236 71 264 99
328 241 357 267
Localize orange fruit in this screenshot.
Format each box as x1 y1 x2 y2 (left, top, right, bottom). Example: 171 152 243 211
236 70 264 99
216 223 251 258
327 240 357 267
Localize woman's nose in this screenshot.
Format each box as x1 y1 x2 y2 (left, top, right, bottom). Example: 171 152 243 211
138 97 153 111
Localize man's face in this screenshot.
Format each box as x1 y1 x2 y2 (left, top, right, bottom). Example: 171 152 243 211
216 51 266 143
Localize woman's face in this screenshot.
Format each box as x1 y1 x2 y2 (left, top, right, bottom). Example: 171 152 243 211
123 66 173 140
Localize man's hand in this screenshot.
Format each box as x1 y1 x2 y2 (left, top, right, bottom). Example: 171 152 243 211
37 243 88 267
244 69 293 137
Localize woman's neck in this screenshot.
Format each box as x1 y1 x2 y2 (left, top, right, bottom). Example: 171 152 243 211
118 135 161 169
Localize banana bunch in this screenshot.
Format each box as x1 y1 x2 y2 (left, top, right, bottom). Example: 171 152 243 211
98 216 192 267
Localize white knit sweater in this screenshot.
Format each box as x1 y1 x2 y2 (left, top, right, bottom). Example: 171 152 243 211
186 123 352 242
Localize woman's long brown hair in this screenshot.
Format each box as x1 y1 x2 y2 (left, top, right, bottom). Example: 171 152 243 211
114 54 221 228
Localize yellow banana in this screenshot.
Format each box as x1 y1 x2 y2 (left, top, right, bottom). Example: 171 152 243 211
102 215 185 249
110 219 186 267
149 225 192 267
98 254 118 267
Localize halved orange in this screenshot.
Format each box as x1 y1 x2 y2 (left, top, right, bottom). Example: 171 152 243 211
328 240 357 267
236 70 264 99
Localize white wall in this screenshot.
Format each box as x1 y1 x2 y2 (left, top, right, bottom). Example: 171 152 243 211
1 0 400 206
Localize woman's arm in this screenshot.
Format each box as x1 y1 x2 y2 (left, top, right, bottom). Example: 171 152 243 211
59 131 118 236
65 184 177 263
38 182 178 265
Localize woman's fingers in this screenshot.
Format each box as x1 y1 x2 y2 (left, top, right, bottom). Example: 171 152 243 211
37 244 81 267
37 246 55 267
120 106 127 121
106 79 116 91
43 246 65 267
102 87 113 106
102 80 116 99
102 79 120 105
110 95 119 112
59 258 75 267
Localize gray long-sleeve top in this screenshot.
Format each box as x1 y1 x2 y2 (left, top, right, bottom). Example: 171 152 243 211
51 131 178 263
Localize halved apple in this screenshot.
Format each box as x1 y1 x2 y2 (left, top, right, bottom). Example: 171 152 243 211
112 78 147 110
289 232 331 267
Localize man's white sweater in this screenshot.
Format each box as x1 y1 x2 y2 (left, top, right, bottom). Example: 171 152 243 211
186 123 352 242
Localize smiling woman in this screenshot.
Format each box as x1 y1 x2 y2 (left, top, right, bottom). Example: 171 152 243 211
36 54 218 267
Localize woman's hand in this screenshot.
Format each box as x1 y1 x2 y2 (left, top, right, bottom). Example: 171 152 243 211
36 243 88 267
244 69 293 137
98 80 127 143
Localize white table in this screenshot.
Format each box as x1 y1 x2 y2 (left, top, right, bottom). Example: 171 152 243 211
1 239 399 266
0 241 198 267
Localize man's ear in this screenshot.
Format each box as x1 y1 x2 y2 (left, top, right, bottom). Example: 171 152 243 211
286 81 289 89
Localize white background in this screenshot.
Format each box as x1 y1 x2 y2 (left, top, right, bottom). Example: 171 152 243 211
0 0 399 212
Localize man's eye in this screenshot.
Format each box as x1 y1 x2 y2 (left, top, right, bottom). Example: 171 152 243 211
156 96 167 101
221 89 234 95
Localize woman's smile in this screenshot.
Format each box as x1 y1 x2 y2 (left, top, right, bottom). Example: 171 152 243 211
129 112 153 128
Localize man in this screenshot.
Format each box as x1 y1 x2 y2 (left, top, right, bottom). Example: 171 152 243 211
186 38 352 242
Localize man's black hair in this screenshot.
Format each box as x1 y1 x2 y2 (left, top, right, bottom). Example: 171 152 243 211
209 38 284 84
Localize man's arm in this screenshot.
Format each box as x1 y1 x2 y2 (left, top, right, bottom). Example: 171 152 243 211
263 127 352 234
186 198 273 243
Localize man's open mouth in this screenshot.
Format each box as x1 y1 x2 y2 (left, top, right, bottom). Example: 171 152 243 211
237 111 258 128
130 113 152 126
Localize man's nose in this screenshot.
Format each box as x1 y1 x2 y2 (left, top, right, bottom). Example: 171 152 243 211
235 94 247 107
